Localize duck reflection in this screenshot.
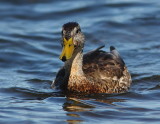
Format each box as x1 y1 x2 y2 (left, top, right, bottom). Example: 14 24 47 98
63 96 125 112
62 93 126 124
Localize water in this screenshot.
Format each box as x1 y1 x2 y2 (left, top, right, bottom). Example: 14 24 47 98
0 0 160 123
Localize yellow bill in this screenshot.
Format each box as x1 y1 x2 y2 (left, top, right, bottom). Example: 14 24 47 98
59 37 74 61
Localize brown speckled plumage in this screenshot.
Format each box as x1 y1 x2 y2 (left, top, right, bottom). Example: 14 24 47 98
52 22 132 94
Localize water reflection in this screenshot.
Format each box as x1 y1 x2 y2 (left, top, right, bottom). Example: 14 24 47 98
66 98 124 110
1 0 160 123
60 94 126 124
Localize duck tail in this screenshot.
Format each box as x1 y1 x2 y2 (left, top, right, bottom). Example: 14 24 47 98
96 45 105 51
110 46 125 65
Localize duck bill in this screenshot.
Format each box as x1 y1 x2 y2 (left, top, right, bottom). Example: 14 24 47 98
59 38 74 62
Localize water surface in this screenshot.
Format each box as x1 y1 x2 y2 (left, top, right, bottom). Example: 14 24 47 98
0 0 160 123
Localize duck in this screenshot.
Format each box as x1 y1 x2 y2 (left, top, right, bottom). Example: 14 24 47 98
51 22 131 94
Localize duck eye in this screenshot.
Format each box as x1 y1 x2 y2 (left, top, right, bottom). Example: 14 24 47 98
76 29 81 34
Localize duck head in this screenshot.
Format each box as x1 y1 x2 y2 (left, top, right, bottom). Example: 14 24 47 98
59 22 85 62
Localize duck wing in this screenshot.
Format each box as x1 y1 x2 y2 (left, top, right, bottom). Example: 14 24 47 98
51 67 67 90
83 45 126 81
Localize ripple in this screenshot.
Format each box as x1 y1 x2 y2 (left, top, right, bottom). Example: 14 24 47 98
1 0 160 123
0 87 53 99
149 85 160 90
104 2 150 8
134 75 160 83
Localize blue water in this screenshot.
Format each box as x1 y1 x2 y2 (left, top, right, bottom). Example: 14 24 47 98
0 0 160 123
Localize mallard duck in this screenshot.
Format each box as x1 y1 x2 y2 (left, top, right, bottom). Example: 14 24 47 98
52 22 131 94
